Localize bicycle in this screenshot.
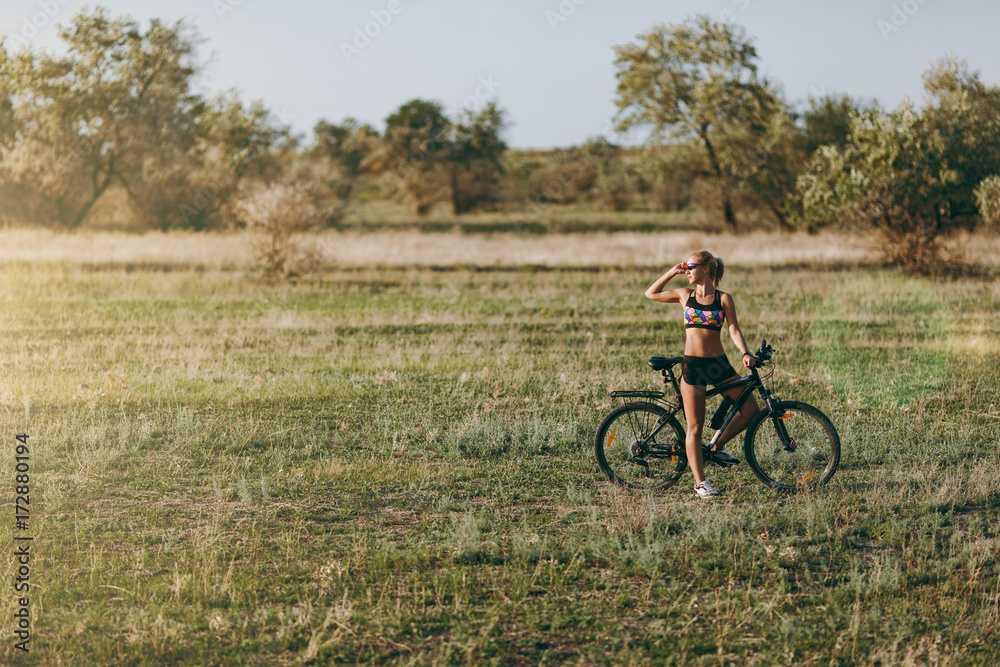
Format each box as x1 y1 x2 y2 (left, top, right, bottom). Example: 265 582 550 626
594 340 841 493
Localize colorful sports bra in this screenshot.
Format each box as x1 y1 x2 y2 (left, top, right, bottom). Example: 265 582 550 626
684 289 726 331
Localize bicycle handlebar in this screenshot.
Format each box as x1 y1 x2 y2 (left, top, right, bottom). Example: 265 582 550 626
648 340 774 378
754 339 775 364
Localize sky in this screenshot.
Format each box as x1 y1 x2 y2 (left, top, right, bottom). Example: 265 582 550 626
1 0 998 149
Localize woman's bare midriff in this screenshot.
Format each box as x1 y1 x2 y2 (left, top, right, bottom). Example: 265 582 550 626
684 328 726 358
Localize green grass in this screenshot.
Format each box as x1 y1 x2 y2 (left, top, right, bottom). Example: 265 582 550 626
338 199 722 234
1 260 998 665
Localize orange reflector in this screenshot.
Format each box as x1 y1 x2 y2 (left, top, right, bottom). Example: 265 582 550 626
608 429 615 446
777 413 794 419
798 473 817 484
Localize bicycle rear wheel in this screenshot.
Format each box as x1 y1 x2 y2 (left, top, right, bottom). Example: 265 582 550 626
594 402 687 491
743 400 840 491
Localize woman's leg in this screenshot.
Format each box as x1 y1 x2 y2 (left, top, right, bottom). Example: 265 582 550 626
712 376 760 450
680 377 708 486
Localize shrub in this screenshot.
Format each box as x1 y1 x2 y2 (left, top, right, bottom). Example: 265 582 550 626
974 175 1000 226
234 183 325 278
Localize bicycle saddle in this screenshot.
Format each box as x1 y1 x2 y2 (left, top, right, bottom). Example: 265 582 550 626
648 356 683 371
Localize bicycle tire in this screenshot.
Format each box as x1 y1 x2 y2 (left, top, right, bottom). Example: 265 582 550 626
594 402 687 491
743 400 841 492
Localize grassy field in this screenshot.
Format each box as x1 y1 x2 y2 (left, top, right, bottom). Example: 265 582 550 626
336 201 726 235
0 234 998 664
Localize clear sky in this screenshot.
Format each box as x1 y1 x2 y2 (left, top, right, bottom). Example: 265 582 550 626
2 0 998 149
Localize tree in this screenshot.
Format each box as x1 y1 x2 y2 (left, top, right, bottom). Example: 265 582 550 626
918 54 1000 226
801 93 871 156
380 99 451 216
366 99 509 217
639 143 702 211
575 137 634 211
539 147 598 204
798 55 1000 272
718 100 802 230
310 117 380 200
0 7 288 229
449 102 507 215
975 175 1000 226
174 92 290 230
613 15 782 230
798 102 958 272
0 8 202 227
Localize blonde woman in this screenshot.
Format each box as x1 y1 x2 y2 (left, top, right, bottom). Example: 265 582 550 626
644 250 759 498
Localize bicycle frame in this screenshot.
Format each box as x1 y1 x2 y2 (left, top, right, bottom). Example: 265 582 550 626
610 353 784 456
597 341 840 492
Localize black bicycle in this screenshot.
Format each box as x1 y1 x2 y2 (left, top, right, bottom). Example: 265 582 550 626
594 340 840 492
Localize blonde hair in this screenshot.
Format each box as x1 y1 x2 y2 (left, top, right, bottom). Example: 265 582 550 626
690 250 725 286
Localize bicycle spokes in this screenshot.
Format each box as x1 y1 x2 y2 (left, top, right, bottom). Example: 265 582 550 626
745 401 840 491
630 456 651 477
594 402 688 491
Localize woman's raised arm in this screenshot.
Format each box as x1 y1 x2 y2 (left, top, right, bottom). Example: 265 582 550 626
645 264 687 303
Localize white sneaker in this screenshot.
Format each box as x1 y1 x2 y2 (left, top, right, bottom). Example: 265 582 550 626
695 480 720 498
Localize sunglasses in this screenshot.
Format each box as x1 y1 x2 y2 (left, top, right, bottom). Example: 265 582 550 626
683 263 703 270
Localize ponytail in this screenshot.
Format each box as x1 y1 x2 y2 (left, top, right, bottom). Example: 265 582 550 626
690 250 724 286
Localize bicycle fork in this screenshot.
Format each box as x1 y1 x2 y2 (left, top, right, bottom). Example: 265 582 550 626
763 390 796 452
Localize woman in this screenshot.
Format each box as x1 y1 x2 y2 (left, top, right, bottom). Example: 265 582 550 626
644 250 759 498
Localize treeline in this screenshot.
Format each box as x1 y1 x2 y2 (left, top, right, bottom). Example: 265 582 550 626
2 9 1000 272
609 17 1000 273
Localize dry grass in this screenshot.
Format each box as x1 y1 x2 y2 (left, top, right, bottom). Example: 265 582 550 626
0 228 894 269
3 227 998 270
314 229 879 267
0 229 251 268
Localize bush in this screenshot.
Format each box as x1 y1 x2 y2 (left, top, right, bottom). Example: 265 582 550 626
798 56 1000 273
234 183 326 278
974 175 1000 227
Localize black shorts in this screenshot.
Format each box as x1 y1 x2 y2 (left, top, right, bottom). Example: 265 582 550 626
682 354 739 388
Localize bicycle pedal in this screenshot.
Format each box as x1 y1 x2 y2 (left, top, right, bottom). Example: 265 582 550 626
704 449 740 468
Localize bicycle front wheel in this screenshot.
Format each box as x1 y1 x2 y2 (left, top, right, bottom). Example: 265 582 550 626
594 402 687 491
743 400 840 492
